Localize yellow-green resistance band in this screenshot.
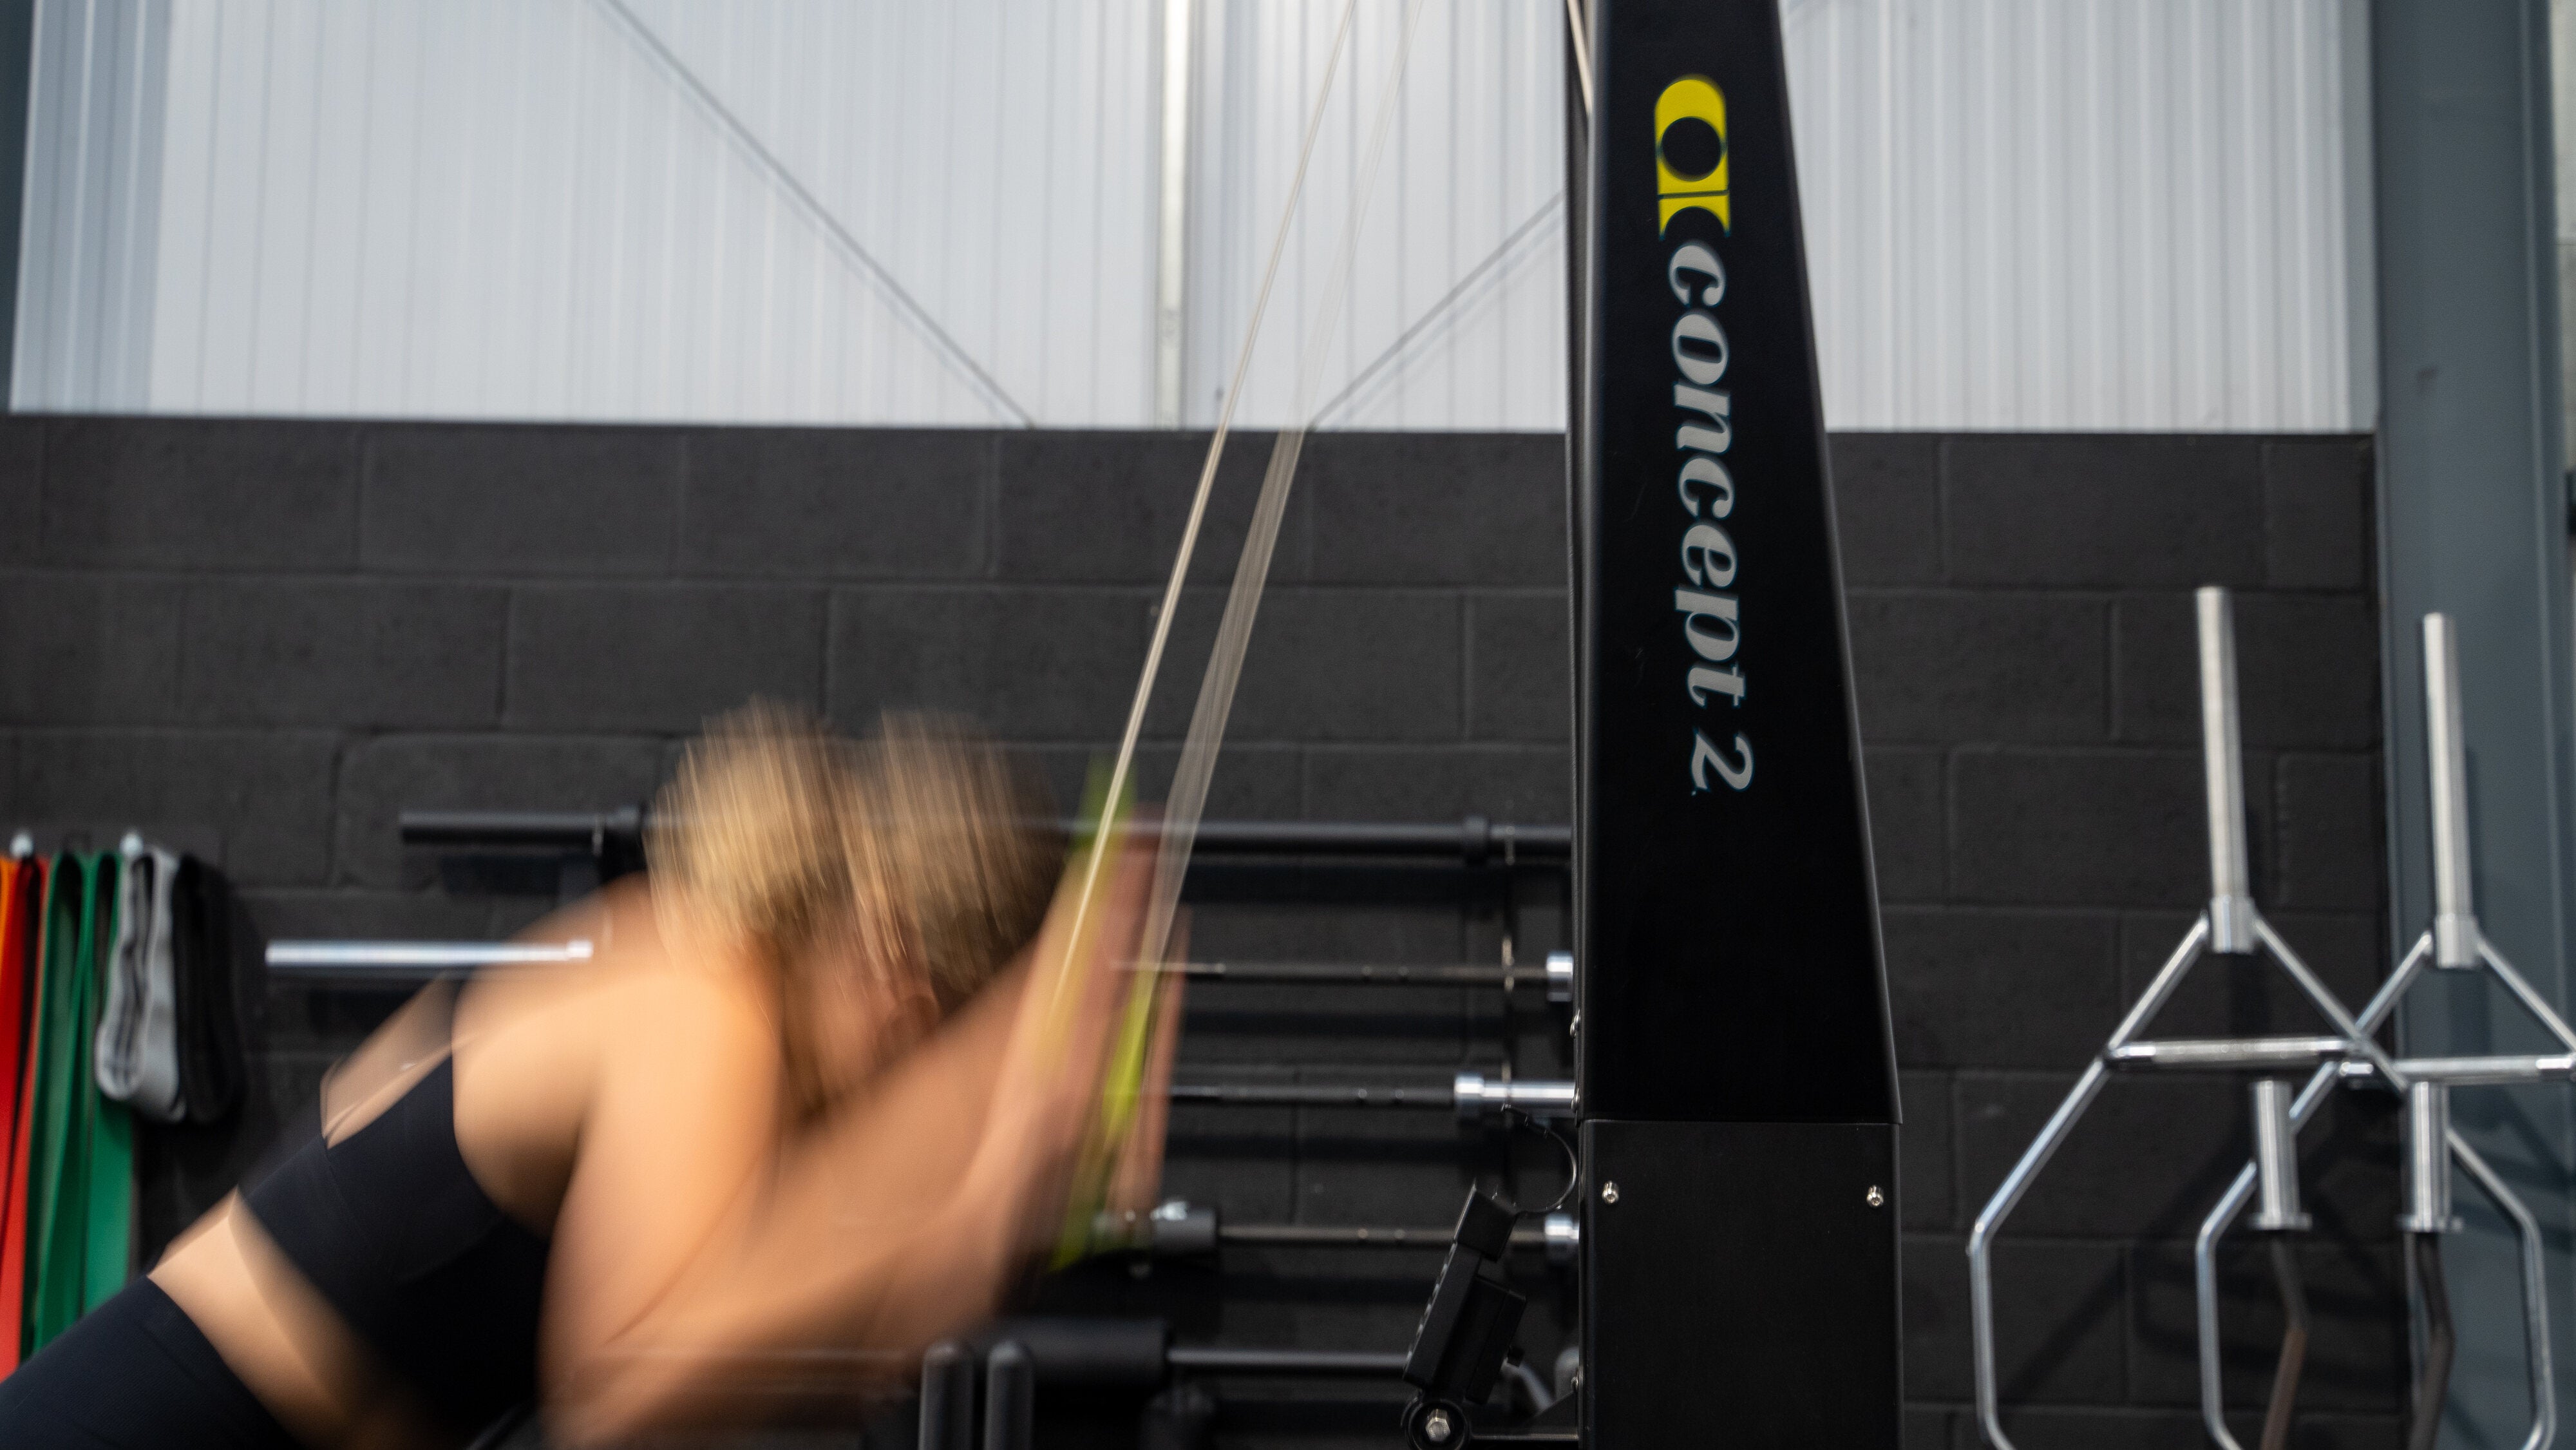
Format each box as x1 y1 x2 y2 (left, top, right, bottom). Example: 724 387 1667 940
1048 768 1170 1268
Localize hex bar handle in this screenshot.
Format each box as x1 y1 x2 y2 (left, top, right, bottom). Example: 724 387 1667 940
2197 928 2576 1449
2479 937 2576 1055
2360 1054 2576 1087
2400 1082 2457 1234
1976 902 2409 1450
2251 917 2413 1093
2200 588 2257 953
2193 931 2436 1450
2107 1036 2351 1072
2188 625 2576 1449
2248 1078 2309 1232
2446 1132 2555 1450
1976 624 2413 1450
2425 614 2481 968
1971 915 2210 1450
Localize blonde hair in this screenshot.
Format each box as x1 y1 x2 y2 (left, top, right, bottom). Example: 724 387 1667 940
649 703 1063 1012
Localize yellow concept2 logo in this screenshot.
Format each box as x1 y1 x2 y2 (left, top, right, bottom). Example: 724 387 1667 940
1655 76 1728 234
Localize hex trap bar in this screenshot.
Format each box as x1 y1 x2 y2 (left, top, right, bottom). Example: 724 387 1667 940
1969 590 2576 1450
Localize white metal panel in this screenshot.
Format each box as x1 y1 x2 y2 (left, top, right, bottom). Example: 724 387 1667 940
13 0 2370 432
1779 0 2367 431
1180 0 1567 432
15 0 168 412
33 0 1162 425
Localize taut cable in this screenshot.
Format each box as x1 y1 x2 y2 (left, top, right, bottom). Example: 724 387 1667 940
1142 0 1429 973
1050 0 1359 986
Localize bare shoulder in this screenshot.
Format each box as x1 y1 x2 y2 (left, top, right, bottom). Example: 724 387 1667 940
317 888 656 1145
460 886 761 1047
452 881 778 1228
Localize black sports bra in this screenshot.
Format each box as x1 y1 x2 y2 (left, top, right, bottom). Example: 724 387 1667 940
243 1057 552 1441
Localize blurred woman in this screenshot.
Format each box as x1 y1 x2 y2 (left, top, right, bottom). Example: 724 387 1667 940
0 705 1162 1448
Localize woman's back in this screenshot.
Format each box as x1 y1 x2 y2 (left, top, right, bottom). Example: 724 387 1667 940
242 1057 549 1440
151 883 788 1447
14 709 1133 1450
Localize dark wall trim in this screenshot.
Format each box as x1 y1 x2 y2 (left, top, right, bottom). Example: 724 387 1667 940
2370 0 2576 1438
0 0 37 402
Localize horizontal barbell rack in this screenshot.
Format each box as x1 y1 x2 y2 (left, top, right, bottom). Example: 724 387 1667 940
399 808 1571 866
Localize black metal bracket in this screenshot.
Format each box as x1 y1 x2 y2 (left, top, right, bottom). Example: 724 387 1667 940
1399 1190 1540 1450
1403 1397 1583 1450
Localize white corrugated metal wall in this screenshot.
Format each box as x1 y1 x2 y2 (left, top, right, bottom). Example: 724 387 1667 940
1782 0 2372 432
1182 0 1567 432
11 0 2373 432
16 0 167 413
144 0 1162 426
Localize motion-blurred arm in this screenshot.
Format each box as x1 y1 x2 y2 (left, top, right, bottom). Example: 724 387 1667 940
542 845 1150 1444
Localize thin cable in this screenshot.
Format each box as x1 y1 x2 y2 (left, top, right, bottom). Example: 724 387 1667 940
588 0 1033 426
1563 0 1594 117
1499 1108 1580 1217
1313 190 1564 426
1055 0 1362 973
1141 0 1428 972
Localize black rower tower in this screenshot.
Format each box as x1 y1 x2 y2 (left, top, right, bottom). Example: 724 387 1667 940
1570 2 1902 1444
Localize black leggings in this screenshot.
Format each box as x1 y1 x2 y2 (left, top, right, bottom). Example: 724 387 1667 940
0 1278 301 1449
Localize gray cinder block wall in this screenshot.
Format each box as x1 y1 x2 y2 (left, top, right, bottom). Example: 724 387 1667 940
1843 434 2396 1450
0 419 2390 1448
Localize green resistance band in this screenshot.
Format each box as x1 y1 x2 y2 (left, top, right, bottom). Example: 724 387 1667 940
78 857 132 1317
23 854 133 1351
